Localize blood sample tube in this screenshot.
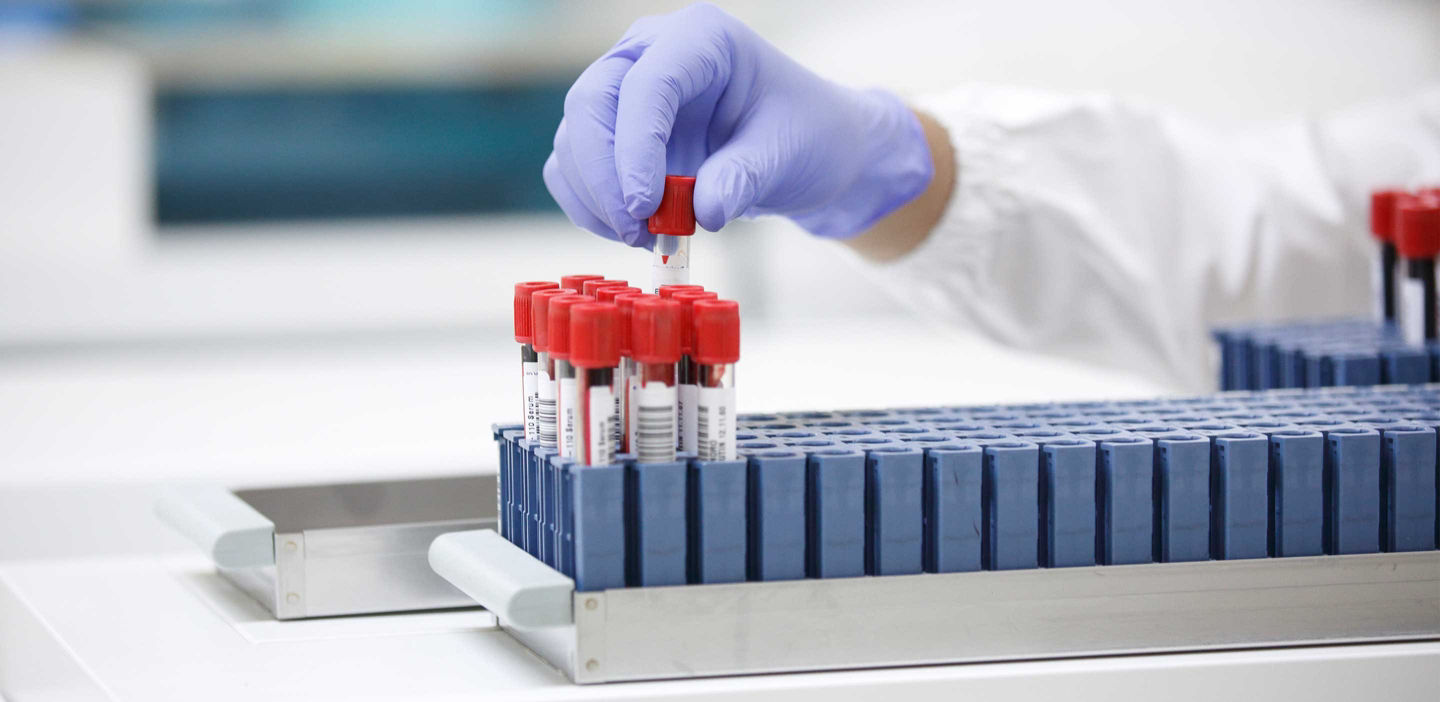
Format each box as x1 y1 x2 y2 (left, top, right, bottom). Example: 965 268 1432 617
657 284 704 300
630 297 682 463
1397 198 1440 346
547 293 592 458
692 299 740 462
514 281 558 442
582 278 629 298
1371 190 1404 324
530 288 572 450
671 289 718 452
649 176 697 293
570 302 622 467
595 285 641 304
560 274 603 293
613 291 655 452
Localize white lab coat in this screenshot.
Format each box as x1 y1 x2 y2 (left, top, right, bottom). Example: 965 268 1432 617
882 85 1440 392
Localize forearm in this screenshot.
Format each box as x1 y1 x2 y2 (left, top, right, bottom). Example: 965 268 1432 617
843 109 957 262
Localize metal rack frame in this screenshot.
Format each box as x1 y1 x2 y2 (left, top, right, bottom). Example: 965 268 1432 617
430 530 1440 684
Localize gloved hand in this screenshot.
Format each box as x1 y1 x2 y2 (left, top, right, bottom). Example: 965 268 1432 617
543 2 934 248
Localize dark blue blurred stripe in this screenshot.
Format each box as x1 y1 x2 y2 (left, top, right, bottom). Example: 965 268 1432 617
154 82 566 225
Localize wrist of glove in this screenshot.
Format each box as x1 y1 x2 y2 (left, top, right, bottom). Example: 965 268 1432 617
777 89 934 240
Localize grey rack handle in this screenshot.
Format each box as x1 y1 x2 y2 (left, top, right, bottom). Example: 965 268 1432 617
429 529 574 628
155 485 275 569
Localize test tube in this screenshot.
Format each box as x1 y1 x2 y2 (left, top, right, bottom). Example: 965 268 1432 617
613 291 655 453
514 281 558 442
630 297 682 463
692 299 740 462
671 289 719 452
1371 190 1403 324
1398 197 1440 346
570 302 622 467
649 176 697 293
547 293 592 458
529 288 572 450
560 274 603 293
583 278 629 298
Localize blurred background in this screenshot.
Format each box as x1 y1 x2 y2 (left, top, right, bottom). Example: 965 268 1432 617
2 0 1439 502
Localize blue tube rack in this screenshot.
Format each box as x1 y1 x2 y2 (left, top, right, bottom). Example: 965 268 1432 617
1214 318 1439 391
493 384 1440 591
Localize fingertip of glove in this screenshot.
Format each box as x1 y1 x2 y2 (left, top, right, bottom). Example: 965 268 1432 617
622 178 660 219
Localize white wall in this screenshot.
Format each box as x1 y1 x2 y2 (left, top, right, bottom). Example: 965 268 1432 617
2 1 1437 343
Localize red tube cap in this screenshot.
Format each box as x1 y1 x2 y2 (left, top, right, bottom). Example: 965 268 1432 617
671 290 719 354
513 281 558 343
583 278 629 297
613 292 654 357
530 288 573 353
1371 190 1408 242
596 285 641 304
1398 201 1440 260
648 176 697 236
546 294 591 360
692 299 740 365
560 274 603 293
657 284 704 299
632 297 683 364
570 302 620 369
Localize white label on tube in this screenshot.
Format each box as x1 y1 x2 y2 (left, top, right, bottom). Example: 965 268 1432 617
558 376 578 458
1402 277 1425 346
522 361 540 441
634 382 677 464
585 385 618 467
696 385 737 462
678 383 698 453
537 375 557 449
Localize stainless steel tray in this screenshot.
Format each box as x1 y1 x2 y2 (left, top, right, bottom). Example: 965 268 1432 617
158 475 495 619
430 530 1440 684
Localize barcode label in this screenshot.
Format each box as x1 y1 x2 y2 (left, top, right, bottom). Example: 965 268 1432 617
522 361 540 441
586 385 618 466
696 385 736 461
1402 277 1425 346
537 376 558 449
634 382 677 464
558 376 578 458
612 376 624 452
678 383 698 453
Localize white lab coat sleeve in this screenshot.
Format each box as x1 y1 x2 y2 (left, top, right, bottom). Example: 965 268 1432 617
880 84 1440 392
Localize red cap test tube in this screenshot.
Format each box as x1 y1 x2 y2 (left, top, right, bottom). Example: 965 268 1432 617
669 289 719 452
629 297 682 463
570 302 622 467
514 282 558 442
613 292 656 454
1397 195 1440 345
547 293 592 458
529 287 574 450
691 299 741 462
1371 190 1405 324
650 176 697 293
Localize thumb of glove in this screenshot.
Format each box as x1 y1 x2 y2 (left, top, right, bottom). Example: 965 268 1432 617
692 138 771 233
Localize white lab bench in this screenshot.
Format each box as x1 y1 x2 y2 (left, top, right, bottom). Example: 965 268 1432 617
3 319 1437 700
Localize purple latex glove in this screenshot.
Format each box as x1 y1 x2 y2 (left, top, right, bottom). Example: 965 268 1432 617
543 3 934 248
